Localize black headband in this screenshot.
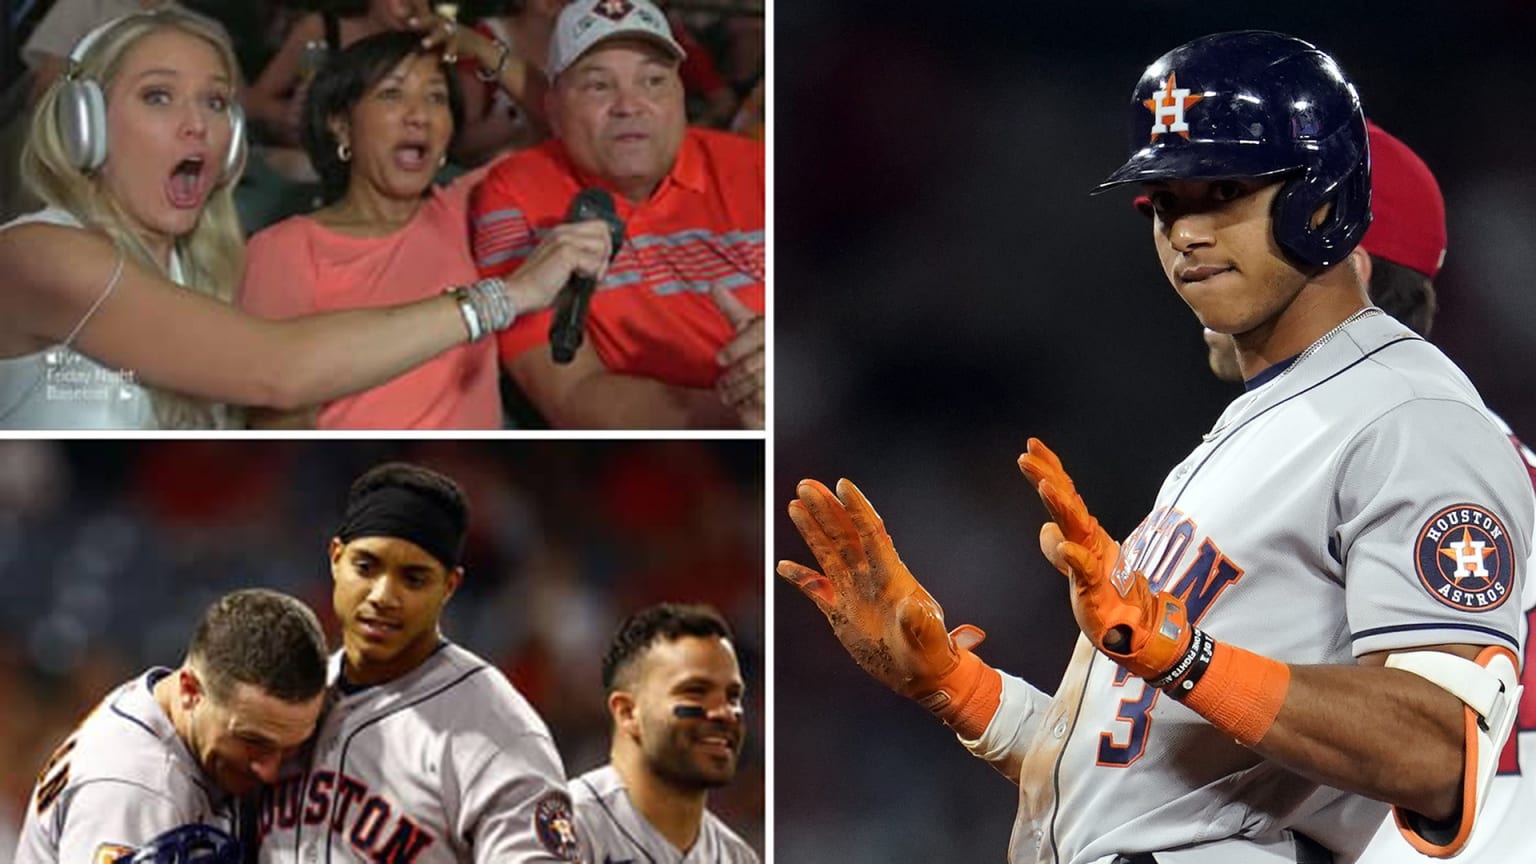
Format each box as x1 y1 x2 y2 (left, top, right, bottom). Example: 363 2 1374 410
335 486 463 571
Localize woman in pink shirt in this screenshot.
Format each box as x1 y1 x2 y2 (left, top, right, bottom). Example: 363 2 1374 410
241 18 557 428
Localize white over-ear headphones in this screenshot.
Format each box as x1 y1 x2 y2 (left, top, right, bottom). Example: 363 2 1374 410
56 13 246 182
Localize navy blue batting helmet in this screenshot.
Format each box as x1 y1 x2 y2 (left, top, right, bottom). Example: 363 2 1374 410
123 825 241 864
1096 31 1372 269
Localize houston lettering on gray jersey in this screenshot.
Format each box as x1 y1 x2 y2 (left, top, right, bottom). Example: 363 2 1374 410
15 669 233 864
571 765 760 864
983 312 1534 864
256 643 578 864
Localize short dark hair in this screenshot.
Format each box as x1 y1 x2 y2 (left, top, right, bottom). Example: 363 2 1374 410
302 29 464 204
1368 255 1437 338
187 589 328 704
602 603 734 691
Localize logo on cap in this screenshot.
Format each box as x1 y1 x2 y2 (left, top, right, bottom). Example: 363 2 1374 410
1143 72 1204 141
1414 504 1515 612
595 0 634 20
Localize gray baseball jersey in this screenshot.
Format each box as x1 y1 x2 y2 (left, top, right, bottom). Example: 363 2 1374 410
14 668 234 864
570 764 759 864
968 311 1534 864
254 642 580 864
1358 415 1536 862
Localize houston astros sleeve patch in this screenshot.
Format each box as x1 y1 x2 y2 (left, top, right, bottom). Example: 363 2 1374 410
534 791 581 860
1415 504 1515 611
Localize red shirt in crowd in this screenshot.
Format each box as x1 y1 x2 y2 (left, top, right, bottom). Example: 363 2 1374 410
470 127 764 390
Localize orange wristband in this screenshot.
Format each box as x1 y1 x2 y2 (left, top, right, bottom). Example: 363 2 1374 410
916 649 1003 740
1175 639 1290 747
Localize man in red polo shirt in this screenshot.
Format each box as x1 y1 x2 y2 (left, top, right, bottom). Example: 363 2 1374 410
470 0 765 429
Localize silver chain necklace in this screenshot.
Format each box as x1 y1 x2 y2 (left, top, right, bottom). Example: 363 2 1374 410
1201 306 1382 442
1279 305 1382 379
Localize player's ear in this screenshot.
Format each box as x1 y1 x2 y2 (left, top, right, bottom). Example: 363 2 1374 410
178 667 204 710
609 690 639 734
1310 199 1334 229
443 567 463 601
1349 246 1373 285
328 537 346 578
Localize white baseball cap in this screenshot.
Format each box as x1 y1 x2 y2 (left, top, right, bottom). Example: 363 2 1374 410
548 0 687 80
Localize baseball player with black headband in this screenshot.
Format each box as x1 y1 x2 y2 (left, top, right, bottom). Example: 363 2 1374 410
780 31 1534 864
253 462 581 863
572 603 760 863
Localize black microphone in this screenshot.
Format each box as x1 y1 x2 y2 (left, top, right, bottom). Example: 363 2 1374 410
549 188 625 364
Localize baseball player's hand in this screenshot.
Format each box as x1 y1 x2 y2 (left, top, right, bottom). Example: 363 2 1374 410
777 478 986 705
1018 438 1191 681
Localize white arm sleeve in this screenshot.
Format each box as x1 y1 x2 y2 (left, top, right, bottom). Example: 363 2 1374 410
958 671 1050 783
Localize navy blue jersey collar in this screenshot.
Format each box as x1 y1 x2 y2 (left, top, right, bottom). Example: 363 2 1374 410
1245 354 1301 390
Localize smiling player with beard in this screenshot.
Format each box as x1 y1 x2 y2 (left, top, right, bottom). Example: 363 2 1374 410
573 603 760 864
254 462 582 863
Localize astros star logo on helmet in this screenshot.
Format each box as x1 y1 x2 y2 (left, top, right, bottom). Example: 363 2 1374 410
1143 72 1204 140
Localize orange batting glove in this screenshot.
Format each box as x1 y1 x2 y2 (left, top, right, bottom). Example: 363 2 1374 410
1017 438 1191 682
778 478 1000 737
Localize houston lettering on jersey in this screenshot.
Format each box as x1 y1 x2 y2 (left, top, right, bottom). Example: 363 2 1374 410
258 770 434 863
1095 506 1247 767
1116 506 1245 621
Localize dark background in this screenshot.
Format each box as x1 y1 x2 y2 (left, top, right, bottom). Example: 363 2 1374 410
0 440 765 857
774 2 1536 860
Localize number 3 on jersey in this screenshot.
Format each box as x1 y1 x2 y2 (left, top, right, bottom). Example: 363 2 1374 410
1097 667 1160 766
1096 533 1245 767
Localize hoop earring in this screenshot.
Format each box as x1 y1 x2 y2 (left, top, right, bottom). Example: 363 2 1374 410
337 141 351 162
438 153 448 168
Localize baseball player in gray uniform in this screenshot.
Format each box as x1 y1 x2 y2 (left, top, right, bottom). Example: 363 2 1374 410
1185 119 1536 864
572 603 759 864
253 463 581 864
15 589 328 864
779 31 1533 864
